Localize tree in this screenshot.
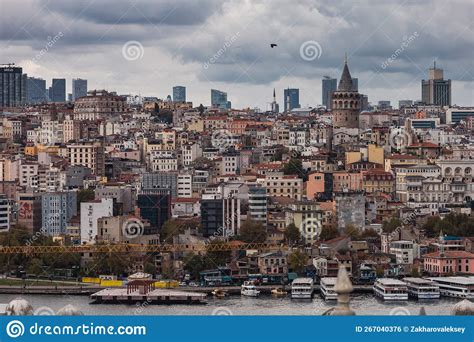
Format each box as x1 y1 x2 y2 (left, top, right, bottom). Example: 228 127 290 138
27 258 43 276
144 262 156 276
183 253 206 281
204 240 232 268
198 104 205 115
319 225 340 241
158 110 173 124
288 250 307 274
344 224 360 240
381 217 402 233
89 246 132 276
238 219 267 243
410 267 420 277
360 228 379 239
282 157 306 180
160 219 199 243
77 189 95 212
284 223 301 245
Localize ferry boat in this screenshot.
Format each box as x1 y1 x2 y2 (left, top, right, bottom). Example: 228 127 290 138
320 277 338 300
373 278 408 301
291 278 314 299
403 277 440 299
428 277 474 299
241 281 260 297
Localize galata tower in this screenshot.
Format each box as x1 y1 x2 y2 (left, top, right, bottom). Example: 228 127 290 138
332 58 361 129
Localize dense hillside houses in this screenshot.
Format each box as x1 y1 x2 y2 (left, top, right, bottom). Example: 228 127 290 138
0 61 473 282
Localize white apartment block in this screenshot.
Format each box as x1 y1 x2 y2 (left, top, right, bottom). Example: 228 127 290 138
80 198 114 244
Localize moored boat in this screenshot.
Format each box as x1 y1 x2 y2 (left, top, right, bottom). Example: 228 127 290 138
211 289 228 298
291 278 314 299
241 281 260 297
320 277 338 300
428 276 474 299
373 278 408 301
403 277 440 299
271 287 287 297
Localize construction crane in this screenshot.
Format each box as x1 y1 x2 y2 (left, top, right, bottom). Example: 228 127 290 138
0 242 287 255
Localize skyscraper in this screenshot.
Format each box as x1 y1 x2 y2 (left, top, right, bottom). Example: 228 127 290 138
50 78 66 102
322 76 337 109
72 78 87 101
284 88 300 111
332 58 361 129
172 86 186 102
27 77 47 104
351 78 358 91
421 62 451 106
0 65 26 107
211 89 231 109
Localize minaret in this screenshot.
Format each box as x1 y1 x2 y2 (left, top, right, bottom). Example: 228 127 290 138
331 56 361 129
439 229 445 257
271 88 279 114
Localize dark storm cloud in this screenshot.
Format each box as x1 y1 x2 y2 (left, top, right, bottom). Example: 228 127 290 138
1 0 472 107
44 0 222 26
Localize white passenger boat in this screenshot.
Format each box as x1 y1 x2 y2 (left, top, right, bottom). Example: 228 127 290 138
241 281 260 297
428 277 474 299
373 278 408 301
291 278 314 299
320 277 338 300
403 277 440 299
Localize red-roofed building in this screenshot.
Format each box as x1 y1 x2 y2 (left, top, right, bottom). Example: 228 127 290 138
423 251 474 275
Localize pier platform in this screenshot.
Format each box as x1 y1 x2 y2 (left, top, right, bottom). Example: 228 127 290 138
90 288 207 304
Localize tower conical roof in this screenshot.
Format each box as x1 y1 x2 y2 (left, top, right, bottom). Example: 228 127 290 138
338 60 353 92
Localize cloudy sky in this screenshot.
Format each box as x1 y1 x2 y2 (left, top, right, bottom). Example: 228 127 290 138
2 0 473 109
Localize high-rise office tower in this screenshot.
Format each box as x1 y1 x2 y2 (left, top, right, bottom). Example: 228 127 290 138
72 78 87 101
27 77 47 104
284 88 300 111
172 86 186 102
322 76 337 109
351 78 358 91
332 58 361 129
421 62 451 106
0 65 26 107
211 89 231 109
50 78 66 102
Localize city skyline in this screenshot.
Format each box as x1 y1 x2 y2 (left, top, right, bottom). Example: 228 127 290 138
2 0 473 109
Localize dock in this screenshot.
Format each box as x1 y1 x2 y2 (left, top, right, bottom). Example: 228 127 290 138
90 282 207 305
